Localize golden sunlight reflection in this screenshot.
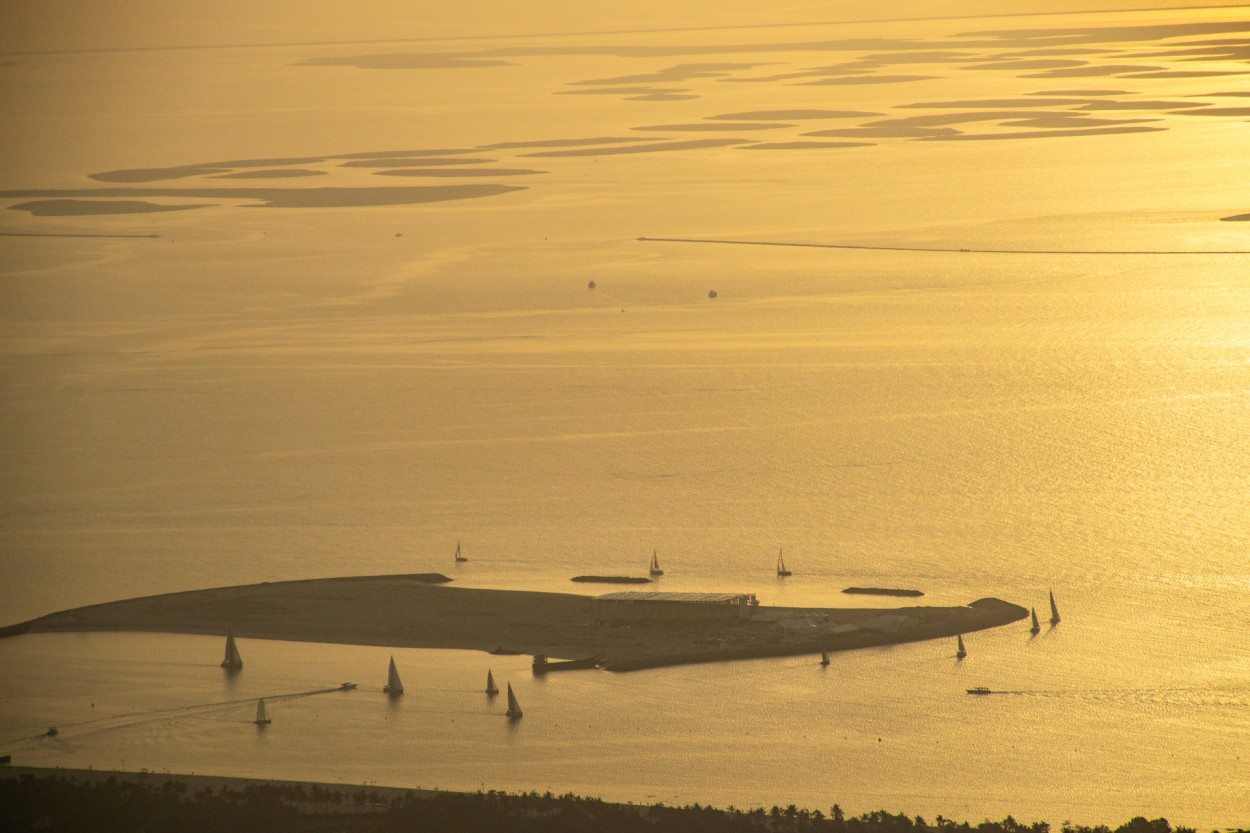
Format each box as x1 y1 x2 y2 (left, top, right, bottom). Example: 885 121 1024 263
2 0 1249 829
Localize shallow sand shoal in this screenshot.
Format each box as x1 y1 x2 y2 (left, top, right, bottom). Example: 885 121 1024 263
0 575 1027 670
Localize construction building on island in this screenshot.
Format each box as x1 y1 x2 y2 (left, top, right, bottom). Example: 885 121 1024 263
594 591 758 624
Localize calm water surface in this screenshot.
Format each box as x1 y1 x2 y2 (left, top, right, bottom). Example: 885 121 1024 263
2 1 1249 827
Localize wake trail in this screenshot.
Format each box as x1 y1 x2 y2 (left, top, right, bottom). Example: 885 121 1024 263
639 236 1250 256
0 686 344 748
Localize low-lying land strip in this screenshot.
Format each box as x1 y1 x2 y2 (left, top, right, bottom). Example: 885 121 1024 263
0 575 1026 670
0 765 1207 833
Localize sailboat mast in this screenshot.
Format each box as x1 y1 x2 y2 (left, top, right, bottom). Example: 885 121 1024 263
1049 591 1061 624
221 632 243 669
506 683 522 718
384 656 404 694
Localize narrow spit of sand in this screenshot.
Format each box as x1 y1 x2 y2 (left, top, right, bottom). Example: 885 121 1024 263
0 575 1027 671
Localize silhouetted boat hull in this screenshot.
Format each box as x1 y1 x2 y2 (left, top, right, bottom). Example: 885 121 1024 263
505 683 522 718
253 698 271 725
383 656 404 694
221 632 243 669
532 654 600 674
776 548 791 577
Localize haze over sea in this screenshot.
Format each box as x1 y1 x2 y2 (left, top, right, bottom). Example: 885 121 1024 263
1 0 1248 827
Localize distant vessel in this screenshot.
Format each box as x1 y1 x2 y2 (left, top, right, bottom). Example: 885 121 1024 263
253 698 271 725
570 575 651 584
339 682 357 691
776 548 791 577
1049 591 1061 625
485 670 499 696
1029 607 1041 635
505 683 523 719
383 656 404 695
455 541 467 563
820 649 830 666
842 587 924 597
45 726 58 737
649 549 664 577
966 687 992 695
532 654 600 674
220 631 243 669
956 634 967 659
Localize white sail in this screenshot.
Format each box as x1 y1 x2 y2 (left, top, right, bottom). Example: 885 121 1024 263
1049 591 1060 624
956 634 967 658
505 683 522 718
221 632 243 669
1030 607 1041 634
384 656 404 694
254 698 270 725
485 670 498 695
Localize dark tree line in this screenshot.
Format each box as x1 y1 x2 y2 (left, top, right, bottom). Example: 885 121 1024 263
1 773 1240 833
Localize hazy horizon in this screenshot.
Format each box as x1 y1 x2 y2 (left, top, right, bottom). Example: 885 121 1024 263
2 1 1248 826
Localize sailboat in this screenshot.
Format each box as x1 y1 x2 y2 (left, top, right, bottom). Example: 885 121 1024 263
220 631 243 669
776 548 792 577
1049 591 1061 625
820 648 830 666
383 656 404 694
649 549 664 577
505 683 523 719
1029 607 1041 635
455 541 467 563
956 634 967 659
485 670 499 696
253 698 271 725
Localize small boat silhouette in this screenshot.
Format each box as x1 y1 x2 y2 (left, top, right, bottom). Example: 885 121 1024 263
383 656 404 695
505 683 523 719
253 698 271 725
220 631 243 669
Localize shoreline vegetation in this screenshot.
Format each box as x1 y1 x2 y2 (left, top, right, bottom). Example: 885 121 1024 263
0 766 1230 833
0 574 1026 670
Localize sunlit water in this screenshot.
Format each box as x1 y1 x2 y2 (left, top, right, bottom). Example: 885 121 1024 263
2 2 1249 828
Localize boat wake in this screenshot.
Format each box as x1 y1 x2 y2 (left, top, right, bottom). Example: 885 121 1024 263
0 687 345 751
